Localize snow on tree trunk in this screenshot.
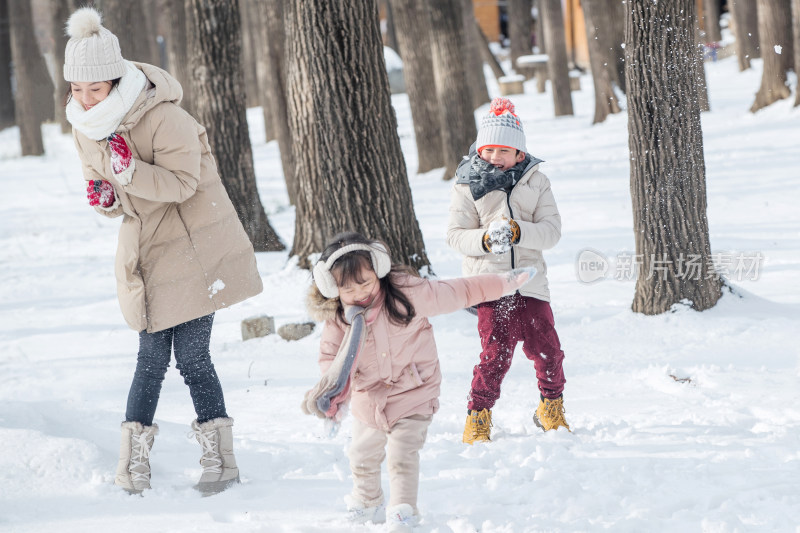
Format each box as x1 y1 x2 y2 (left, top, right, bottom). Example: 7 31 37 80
625 0 722 315
284 0 431 272
187 0 283 252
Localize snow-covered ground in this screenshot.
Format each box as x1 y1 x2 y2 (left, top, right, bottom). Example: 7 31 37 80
1 56 799 532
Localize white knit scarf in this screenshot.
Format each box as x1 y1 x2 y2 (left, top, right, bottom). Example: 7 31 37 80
66 61 147 141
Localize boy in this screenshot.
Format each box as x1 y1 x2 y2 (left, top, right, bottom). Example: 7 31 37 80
446 97 570 444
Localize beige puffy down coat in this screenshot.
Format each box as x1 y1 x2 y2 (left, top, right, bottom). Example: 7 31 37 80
308 272 516 431
73 63 263 333
446 159 561 302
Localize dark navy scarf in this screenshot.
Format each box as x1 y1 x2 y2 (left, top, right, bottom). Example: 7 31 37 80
455 147 542 201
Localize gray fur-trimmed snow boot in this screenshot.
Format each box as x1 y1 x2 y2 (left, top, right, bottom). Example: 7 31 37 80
114 421 158 494
190 417 240 496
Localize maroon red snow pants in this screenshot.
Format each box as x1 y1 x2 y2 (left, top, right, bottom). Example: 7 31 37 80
467 293 566 412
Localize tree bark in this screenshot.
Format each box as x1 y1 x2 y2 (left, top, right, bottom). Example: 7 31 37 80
607 0 626 93
540 0 574 116
508 0 533 70
750 0 792 112
702 0 722 42
164 0 194 116
625 0 722 315
186 0 283 252
0 0 15 130
50 0 73 134
461 0 490 109
284 0 430 272
730 0 760 71
392 0 443 174
694 21 710 112
238 0 260 109
101 0 160 66
581 0 621 124
793 0 800 106
9 0 45 155
254 0 296 204
430 0 478 180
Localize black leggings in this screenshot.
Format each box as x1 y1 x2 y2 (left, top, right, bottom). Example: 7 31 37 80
125 313 228 426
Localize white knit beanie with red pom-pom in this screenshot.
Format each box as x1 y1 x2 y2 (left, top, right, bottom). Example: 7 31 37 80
476 97 527 153
63 7 127 82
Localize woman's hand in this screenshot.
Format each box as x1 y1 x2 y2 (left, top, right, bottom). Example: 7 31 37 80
107 133 135 185
86 179 116 208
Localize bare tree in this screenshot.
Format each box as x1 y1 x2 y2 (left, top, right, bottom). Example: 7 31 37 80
284 0 430 271
540 0 573 116
702 0 722 42
625 0 722 314
461 0 490 109
430 0 477 179
392 0 443 173
253 0 296 204
9 0 47 155
750 0 792 112
794 0 800 106
186 0 283 252
101 0 160 65
581 0 621 124
50 0 73 134
508 0 533 69
0 0 15 130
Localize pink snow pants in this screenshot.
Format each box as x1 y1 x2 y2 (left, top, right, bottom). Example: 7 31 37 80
468 293 566 411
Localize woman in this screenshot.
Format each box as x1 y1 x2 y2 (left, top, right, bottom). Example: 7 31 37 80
63 7 263 495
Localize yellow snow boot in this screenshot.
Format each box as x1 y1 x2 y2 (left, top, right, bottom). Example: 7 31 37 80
533 396 571 432
462 408 492 444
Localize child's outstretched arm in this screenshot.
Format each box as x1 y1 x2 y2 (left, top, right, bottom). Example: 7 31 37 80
404 270 533 318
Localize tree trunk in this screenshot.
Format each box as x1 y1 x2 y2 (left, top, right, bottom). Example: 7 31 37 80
101 0 160 66
794 0 800 106
392 0 443 174
625 0 722 315
50 0 72 134
165 0 194 116
508 0 533 70
382 0 399 52
430 0 478 180
238 0 260 109
540 0 574 116
730 0 760 70
284 0 430 272
750 0 792 112
476 21 506 80
186 0 283 252
0 0 15 130
702 0 722 42
254 0 296 204
534 0 548 92
9 0 45 155
461 0 490 109
607 0 627 93
694 21 711 112
582 0 621 124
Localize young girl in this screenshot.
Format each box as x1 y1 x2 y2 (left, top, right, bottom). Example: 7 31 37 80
62 7 262 494
302 232 532 531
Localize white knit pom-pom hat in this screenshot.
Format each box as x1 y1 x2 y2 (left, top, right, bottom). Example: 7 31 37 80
63 7 127 82
476 97 527 153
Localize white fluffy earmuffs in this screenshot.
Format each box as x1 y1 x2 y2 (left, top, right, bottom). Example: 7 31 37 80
313 243 392 299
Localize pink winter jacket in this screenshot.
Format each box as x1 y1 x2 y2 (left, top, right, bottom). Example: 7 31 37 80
308 272 515 431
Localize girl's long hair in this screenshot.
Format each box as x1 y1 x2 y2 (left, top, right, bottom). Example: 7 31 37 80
320 232 417 326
